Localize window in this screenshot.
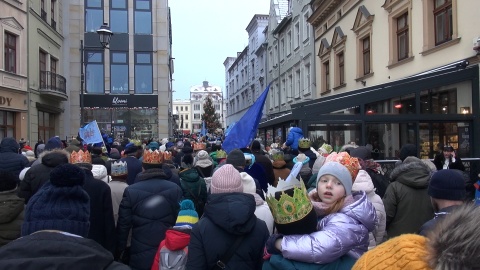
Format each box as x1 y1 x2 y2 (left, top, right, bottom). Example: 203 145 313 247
287 31 292 55
185 123 188 129
41 0 47 21
134 52 152 94
185 106 188 111
176 106 178 111
38 111 55 142
0 111 15 139
194 114 200 120
50 57 57 89
295 69 300 97
214 104 220 110
280 39 285 60
85 0 103 33
294 22 300 49
181 106 183 111
4 32 16 73
194 104 200 111
110 52 128 94
362 37 370 75
434 0 452 45
39 50 47 87
397 13 409 61
303 12 310 41
337 52 345 85
110 0 128 33
304 63 311 94
134 0 152 34
185 114 188 120
85 51 104 93
281 78 285 104
51 0 56 29
324 61 330 91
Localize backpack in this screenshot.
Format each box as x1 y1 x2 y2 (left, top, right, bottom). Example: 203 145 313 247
159 246 188 270
365 168 390 198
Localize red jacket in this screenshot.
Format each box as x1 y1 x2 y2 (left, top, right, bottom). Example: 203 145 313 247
151 228 191 270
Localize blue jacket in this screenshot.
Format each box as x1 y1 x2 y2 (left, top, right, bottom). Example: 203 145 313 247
285 128 304 150
0 138 28 178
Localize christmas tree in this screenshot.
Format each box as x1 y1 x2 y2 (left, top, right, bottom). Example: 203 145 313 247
201 96 221 133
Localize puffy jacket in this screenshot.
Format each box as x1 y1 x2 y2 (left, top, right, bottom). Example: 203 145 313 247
383 157 434 238
151 229 190 270
17 150 69 204
0 231 130 270
186 193 269 270
352 170 386 248
0 190 24 247
285 127 304 150
0 137 28 178
178 168 207 217
116 168 182 270
281 191 376 264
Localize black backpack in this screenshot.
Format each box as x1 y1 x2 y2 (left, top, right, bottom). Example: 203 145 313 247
365 168 390 198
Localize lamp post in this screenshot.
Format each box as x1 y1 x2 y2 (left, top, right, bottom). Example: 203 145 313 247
80 23 113 126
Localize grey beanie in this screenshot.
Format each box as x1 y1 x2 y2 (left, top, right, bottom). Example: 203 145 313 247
316 162 353 195
226 149 246 168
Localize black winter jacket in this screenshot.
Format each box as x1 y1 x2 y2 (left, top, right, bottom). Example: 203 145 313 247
119 156 143 185
0 137 28 178
0 231 130 270
186 193 269 270
17 150 69 203
116 168 182 270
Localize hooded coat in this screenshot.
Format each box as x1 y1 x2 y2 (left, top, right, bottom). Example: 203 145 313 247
383 158 434 238
0 189 24 247
178 168 208 217
352 170 386 248
151 228 190 270
0 231 129 270
17 150 69 204
186 193 269 270
285 127 304 150
0 138 28 178
281 191 376 264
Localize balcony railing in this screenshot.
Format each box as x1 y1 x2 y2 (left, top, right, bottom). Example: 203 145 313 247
39 71 67 100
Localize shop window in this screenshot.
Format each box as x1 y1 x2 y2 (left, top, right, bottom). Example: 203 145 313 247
4 32 17 73
110 0 128 33
85 51 104 93
421 0 458 54
134 52 152 94
420 82 471 114
134 0 152 34
323 106 360 115
366 122 416 160
365 93 415 115
85 0 103 33
419 122 470 159
111 52 128 94
38 111 55 141
307 124 361 153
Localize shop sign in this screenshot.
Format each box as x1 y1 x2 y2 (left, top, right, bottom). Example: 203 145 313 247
0 96 12 107
112 97 128 106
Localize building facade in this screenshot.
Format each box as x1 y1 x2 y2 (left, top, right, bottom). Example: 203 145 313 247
172 99 191 135
0 0 28 141
259 0 480 162
28 0 67 143
65 0 173 141
190 81 225 133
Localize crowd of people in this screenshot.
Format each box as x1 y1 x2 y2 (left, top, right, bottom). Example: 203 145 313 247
0 128 478 269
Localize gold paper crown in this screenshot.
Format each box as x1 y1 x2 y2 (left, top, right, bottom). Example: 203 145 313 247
298 138 311 149
70 150 92 164
143 149 164 164
265 177 313 225
272 150 284 161
216 150 227 159
163 151 172 161
193 143 206 151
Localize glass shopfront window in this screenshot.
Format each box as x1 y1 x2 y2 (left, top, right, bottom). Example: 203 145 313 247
366 122 416 160
419 122 471 159
420 81 472 114
266 128 274 147
365 93 415 115
307 124 361 152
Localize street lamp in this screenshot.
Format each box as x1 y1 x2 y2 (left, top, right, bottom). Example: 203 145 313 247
80 22 113 126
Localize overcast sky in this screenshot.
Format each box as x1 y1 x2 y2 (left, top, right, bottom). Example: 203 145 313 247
169 0 270 100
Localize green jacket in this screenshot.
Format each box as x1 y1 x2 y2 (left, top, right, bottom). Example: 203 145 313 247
179 168 208 216
0 190 24 247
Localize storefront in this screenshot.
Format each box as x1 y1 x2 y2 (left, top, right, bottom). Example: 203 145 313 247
83 94 158 140
258 62 479 159
0 89 28 141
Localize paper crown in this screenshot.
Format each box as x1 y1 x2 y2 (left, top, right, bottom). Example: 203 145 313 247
272 150 284 161
318 143 333 155
216 149 227 159
70 150 92 164
111 161 128 176
193 143 206 151
266 177 313 225
325 152 361 181
143 149 172 164
298 138 311 149
130 139 142 147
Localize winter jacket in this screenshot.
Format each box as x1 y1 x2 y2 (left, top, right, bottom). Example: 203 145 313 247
92 164 109 183
272 160 291 187
418 205 462 236
263 254 357 270
285 127 304 150
251 149 276 187
82 169 116 253
251 193 274 235
383 158 434 238
108 180 129 225
195 165 213 178
0 189 24 247
301 149 318 169
244 162 268 192
186 193 269 270
352 170 386 248
151 229 190 270
0 137 28 178
116 168 182 270
433 153 465 171
0 231 130 270
179 168 208 217
280 191 376 264
17 150 69 204
119 156 143 185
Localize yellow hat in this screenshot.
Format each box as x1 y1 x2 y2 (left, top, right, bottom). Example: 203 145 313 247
352 234 431 270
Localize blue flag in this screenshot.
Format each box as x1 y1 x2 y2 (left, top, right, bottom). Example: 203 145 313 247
79 120 103 144
200 121 206 136
222 84 270 153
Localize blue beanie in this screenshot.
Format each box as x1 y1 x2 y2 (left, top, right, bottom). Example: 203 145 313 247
175 199 199 227
316 162 353 195
45 137 63 151
21 164 90 237
428 170 466 201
